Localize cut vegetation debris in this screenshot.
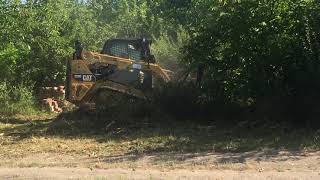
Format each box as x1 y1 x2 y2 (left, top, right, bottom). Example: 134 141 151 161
0 112 319 171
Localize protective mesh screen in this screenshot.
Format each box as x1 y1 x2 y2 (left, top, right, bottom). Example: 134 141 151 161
109 42 141 61
109 42 128 58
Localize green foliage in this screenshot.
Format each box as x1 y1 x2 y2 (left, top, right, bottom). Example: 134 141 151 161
0 0 179 87
152 28 189 69
183 0 320 100
0 43 20 80
0 0 184 115
0 82 37 115
151 0 320 126
1 0 319 127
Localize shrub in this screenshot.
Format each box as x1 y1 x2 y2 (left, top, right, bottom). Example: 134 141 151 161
152 28 189 71
0 82 37 115
152 82 203 119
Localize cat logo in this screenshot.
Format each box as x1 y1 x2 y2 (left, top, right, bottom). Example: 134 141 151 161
82 75 93 82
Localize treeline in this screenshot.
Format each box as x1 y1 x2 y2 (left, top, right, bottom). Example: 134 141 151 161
0 0 184 114
0 0 183 87
1 0 320 127
164 0 320 127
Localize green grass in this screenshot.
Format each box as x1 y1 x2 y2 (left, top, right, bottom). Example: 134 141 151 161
0 109 319 173
0 111 319 158
0 82 41 116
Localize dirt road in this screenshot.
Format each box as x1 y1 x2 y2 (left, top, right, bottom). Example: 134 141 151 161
1 151 320 179
0 167 319 180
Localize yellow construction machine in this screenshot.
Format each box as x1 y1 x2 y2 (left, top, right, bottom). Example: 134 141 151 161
65 38 170 109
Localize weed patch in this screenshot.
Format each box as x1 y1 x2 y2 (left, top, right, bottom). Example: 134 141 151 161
0 82 39 115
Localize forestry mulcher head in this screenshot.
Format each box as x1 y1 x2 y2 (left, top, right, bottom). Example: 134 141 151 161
65 38 170 110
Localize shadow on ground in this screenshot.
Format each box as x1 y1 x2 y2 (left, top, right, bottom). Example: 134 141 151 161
0 110 319 165
92 149 310 166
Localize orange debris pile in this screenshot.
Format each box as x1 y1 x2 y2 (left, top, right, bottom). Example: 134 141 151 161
39 86 65 113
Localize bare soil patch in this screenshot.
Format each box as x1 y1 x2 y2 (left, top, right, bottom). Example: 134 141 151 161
0 167 320 180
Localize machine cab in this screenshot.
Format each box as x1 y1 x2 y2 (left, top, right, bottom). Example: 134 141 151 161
97 38 154 90
101 38 155 63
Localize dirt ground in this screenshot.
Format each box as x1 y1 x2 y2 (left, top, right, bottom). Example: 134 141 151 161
0 113 319 179
0 151 319 179
0 167 319 180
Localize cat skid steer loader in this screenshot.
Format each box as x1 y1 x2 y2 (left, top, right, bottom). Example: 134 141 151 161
65 38 170 110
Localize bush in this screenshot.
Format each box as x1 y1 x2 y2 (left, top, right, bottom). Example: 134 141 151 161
0 82 37 115
152 28 189 71
180 0 320 127
152 82 202 119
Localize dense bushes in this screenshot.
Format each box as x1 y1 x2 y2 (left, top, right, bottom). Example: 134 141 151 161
0 82 36 115
0 0 179 88
196 1 318 97
0 0 184 115
152 82 201 118
151 28 188 71
174 0 320 127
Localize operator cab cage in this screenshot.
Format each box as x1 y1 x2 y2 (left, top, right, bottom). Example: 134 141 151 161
101 38 156 63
